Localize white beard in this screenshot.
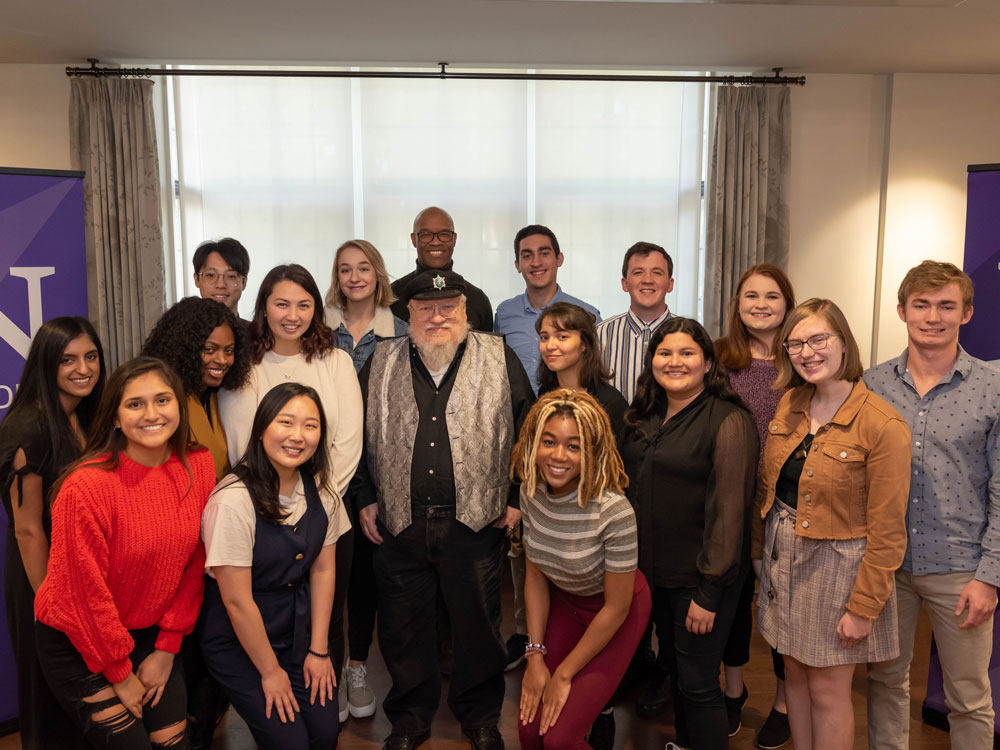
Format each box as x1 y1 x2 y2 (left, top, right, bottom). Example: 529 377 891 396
409 321 471 371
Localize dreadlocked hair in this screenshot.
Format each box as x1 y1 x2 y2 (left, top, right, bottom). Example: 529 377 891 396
510 389 628 508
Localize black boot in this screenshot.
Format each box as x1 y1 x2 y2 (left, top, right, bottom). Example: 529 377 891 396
636 668 671 718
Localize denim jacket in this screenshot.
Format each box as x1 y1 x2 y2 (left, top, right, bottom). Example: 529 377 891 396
325 305 407 373
752 380 912 619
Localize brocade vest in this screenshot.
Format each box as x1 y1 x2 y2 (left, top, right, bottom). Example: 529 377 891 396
366 333 514 535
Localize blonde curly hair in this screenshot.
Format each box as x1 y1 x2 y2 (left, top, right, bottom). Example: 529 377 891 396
511 389 628 507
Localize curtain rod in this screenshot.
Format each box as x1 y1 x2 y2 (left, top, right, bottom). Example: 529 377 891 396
65 60 806 86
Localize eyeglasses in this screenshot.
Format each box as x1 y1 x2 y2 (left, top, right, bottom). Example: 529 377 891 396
415 230 455 243
783 333 838 355
198 270 244 286
412 300 463 319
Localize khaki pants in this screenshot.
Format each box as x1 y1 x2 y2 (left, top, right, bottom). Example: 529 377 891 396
867 569 995 749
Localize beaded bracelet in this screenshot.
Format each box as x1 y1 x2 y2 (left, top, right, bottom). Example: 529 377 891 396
525 642 547 656
307 648 330 658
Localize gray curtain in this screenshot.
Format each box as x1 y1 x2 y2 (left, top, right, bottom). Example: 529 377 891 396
70 77 164 368
704 86 791 337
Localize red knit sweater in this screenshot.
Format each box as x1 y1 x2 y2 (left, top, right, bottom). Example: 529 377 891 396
35 449 215 683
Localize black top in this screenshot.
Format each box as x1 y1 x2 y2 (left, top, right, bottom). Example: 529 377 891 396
620 391 758 611
391 261 494 332
353 335 535 511
0 405 64 535
539 381 628 453
774 434 813 510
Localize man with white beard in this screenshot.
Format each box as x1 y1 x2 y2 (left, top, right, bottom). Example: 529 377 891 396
354 270 534 750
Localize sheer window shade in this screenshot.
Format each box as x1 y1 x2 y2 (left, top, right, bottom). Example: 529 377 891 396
168 70 706 322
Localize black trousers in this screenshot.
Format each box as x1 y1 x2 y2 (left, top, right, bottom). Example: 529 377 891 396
374 507 506 736
209 636 340 750
35 623 189 750
650 576 742 750
180 618 228 749
723 567 754 668
330 524 355 677
347 492 379 663
722 567 785 681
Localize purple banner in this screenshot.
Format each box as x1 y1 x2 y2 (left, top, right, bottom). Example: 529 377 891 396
0 167 88 728
959 165 1000 361
924 164 1000 737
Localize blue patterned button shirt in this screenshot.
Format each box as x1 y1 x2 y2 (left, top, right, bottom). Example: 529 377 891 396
864 347 1000 586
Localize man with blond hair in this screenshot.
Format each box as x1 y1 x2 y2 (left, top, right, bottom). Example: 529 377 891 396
865 260 1000 749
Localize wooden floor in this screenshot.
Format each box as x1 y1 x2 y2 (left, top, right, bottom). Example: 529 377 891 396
0 571 955 749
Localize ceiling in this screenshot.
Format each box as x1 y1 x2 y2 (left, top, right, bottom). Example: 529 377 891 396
3 0 999 74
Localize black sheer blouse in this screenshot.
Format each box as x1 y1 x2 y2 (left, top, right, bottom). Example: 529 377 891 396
621 390 758 611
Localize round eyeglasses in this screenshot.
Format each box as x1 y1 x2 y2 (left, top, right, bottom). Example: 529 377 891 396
197 270 244 287
783 333 839 355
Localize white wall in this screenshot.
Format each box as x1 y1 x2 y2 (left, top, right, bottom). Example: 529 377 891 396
787 74 888 366
789 72 1000 366
0 64 71 170
877 74 1000 360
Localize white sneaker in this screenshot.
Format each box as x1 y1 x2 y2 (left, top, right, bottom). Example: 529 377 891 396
339 665 349 722
346 662 377 718
665 743 691 750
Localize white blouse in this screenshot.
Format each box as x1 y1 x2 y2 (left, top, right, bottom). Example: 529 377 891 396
218 348 363 498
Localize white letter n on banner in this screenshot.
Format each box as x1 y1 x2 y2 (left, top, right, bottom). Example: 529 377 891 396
0 267 56 358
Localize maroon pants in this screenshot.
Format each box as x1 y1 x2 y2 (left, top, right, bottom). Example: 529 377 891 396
519 571 651 750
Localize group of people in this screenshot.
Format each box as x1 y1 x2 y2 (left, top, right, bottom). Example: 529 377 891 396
0 203 996 750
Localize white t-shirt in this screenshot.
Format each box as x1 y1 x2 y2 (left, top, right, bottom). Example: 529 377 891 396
202 473 351 578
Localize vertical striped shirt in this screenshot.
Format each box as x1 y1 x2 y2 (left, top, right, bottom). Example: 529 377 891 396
596 308 673 404
521 485 638 596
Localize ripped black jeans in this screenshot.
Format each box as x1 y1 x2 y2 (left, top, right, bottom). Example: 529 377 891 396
35 623 189 750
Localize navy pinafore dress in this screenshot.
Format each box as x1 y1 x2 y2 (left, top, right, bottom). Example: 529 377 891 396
201 472 340 749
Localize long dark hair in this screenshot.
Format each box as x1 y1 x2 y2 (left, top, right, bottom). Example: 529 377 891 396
535 302 610 394
249 265 335 364
626 317 747 427
59 357 192 487
1 317 106 487
142 297 252 396
716 264 796 371
229 382 333 524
